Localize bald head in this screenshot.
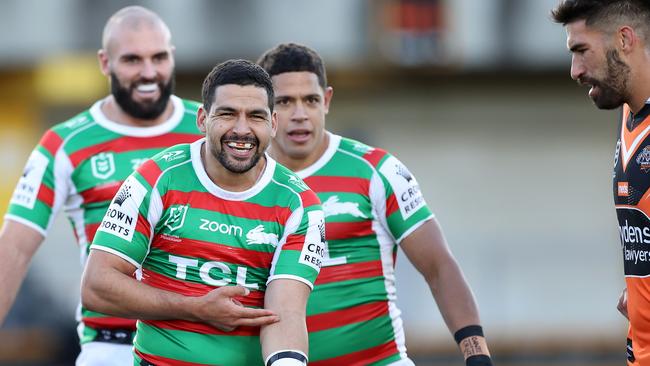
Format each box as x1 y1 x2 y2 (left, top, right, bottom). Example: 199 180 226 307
102 6 171 53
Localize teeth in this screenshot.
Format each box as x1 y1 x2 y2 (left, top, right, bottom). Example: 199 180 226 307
137 83 158 92
227 142 253 149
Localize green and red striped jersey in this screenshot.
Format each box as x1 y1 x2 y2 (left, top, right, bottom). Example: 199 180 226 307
5 96 202 343
298 133 433 366
91 139 324 365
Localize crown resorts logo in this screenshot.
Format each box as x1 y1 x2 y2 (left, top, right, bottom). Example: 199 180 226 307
114 185 132 206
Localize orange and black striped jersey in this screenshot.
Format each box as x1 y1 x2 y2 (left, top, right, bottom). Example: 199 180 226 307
614 102 650 365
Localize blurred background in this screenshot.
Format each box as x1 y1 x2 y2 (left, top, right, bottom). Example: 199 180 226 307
0 0 626 365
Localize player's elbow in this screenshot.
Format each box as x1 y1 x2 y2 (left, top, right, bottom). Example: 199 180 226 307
80 265 106 312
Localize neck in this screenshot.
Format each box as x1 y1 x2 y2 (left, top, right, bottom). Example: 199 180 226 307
627 53 650 113
271 132 330 172
100 95 174 127
201 143 266 192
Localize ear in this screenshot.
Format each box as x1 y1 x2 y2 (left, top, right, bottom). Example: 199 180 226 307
197 106 208 133
620 26 637 54
270 111 278 138
97 49 110 77
323 86 334 115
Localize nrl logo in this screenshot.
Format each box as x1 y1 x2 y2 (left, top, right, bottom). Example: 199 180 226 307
322 195 367 218
246 224 279 247
286 173 310 191
164 205 189 232
636 145 650 172
91 152 116 179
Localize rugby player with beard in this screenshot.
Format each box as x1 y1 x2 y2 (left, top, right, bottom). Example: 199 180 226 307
553 1 650 364
0 6 278 365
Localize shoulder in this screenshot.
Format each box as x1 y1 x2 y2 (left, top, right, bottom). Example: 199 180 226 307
180 98 201 115
149 143 193 170
336 135 393 170
49 109 95 140
37 109 97 155
270 161 320 209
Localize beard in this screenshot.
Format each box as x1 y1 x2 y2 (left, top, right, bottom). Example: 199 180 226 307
584 49 631 110
110 72 174 119
208 133 262 174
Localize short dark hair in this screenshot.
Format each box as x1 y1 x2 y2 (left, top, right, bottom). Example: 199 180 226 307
257 43 327 89
551 0 650 36
201 59 274 113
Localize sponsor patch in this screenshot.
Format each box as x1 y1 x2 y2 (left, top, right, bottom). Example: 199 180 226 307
379 155 425 220
91 152 116 179
160 150 185 162
352 142 374 154
299 210 325 271
618 182 629 197
97 175 147 241
10 150 49 209
637 146 650 172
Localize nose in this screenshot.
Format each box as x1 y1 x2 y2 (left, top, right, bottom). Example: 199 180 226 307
291 101 308 122
140 59 157 80
570 55 584 81
232 114 252 135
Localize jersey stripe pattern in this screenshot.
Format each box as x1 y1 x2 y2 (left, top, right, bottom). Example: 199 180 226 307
614 102 650 366
91 139 324 365
5 96 203 343
297 133 433 366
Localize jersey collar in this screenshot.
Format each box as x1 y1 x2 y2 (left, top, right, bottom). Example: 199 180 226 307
90 95 184 137
190 138 276 201
295 131 341 179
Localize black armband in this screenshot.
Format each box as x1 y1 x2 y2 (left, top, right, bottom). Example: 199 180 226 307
454 325 484 343
265 350 308 366
466 354 493 366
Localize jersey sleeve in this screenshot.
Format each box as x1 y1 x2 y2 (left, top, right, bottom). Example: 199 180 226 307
5 129 71 236
90 168 162 268
372 152 434 243
268 190 324 289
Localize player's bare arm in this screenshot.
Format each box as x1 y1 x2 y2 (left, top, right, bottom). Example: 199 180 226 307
260 278 310 365
81 249 279 330
400 218 492 362
0 220 45 324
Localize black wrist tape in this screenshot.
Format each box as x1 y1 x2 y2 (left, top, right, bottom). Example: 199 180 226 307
266 351 308 366
466 354 493 366
454 325 484 344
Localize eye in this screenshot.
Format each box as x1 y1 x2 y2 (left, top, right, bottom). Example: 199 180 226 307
306 96 320 104
250 114 267 122
153 53 169 63
275 98 290 106
123 55 140 64
216 112 235 119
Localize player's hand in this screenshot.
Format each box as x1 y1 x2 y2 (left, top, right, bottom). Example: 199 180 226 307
617 287 629 319
195 285 279 331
